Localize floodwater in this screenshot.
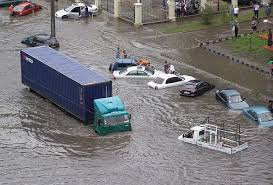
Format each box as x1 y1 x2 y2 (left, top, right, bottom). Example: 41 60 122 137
0 0 273 184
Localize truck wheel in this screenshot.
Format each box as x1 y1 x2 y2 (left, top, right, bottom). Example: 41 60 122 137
62 15 68 19
155 86 158 90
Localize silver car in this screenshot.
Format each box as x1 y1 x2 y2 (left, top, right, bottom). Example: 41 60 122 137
55 3 98 19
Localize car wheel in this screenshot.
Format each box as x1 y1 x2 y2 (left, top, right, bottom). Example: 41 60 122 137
62 15 68 19
155 86 158 90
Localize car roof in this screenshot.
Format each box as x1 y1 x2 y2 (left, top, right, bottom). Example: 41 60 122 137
156 74 178 80
17 2 32 6
115 58 137 64
220 89 240 96
126 66 144 71
245 106 269 114
185 79 203 85
72 3 85 7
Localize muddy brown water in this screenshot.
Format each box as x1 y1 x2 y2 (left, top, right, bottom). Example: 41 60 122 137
0 1 273 184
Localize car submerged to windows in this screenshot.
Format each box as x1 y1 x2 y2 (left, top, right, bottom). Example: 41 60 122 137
243 106 273 127
179 80 215 97
21 34 60 48
216 89 249 110
113 66 165 79
147 74 195 90
55 3 98 19
11 2 41 16
109 57 138 72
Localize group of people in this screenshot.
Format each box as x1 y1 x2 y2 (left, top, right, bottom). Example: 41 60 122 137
174 0 200 17
116 47 176 74
116 47 127 58
164 61 175 74
230 2 272 37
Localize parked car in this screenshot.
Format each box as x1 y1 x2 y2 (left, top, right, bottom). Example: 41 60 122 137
113 66 165 79
0 0 26 7
55 3 98 19
109 57 138 72
243 106 273 127
10 2 41 16
179 80 215 97
21 34 59 48
215 89 249 110
147 74 195 90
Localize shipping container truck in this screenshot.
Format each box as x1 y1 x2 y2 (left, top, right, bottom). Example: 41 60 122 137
20 46 131 135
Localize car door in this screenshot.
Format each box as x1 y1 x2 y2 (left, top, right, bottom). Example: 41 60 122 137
69 6 80 18
165 77 182 88
197 82 206 94
137 70 149 78
23 4 33 15
217 92 225 104
126 70 138 77
80 6 85 16
246 110 258 121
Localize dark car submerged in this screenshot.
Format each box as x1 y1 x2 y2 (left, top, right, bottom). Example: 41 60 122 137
179 80 215 97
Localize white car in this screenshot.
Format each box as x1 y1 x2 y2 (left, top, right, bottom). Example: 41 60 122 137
147 74 195 90
113 66 165 79
55 3 98 19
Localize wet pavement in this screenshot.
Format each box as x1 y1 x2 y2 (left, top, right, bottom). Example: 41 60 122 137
0 1 273 184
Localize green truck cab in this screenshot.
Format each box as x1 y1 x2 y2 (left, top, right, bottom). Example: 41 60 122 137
93 96 132 135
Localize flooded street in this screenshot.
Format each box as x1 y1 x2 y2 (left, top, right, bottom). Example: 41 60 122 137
0 1 273 184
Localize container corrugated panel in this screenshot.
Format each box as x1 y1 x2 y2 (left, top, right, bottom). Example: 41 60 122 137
20 46 112 123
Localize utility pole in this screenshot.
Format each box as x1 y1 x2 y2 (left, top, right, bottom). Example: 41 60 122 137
49 0 60 48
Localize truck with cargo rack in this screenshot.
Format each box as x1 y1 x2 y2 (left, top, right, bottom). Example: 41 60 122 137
20 46 131 135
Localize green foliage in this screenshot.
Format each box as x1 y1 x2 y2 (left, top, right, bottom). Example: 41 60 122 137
200 4 214 25
220 4 232 23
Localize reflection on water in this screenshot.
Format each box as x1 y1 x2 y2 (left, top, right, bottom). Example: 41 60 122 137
0 1 273 184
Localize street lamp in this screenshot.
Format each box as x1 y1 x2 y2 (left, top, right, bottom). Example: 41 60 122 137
49 0 60 48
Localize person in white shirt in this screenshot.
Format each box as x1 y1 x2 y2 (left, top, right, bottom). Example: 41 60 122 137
233 6 239 17
254 3 260 19
168 64 175 74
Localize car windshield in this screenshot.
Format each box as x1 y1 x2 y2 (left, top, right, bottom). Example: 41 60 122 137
34 35 50 42
13 4 24 11
103 115 129 126
183 84 195 89
144 68 154 75
64 5 73 12
119 68 128 75
153 77 164 84
259 112 273 122
228 95 243 103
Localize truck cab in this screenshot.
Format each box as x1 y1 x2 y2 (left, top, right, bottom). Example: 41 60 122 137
182 125 205 143
93 96 131 135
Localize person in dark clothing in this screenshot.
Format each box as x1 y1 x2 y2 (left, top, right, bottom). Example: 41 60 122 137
123 50 127 58
116 46 121 58
234 21 239 37
251 16 258 31
265 3 271 17
164 61 169 74
268 29 272 47
85 6 89 19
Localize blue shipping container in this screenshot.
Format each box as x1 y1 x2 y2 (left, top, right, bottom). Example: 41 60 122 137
20 46 112 123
